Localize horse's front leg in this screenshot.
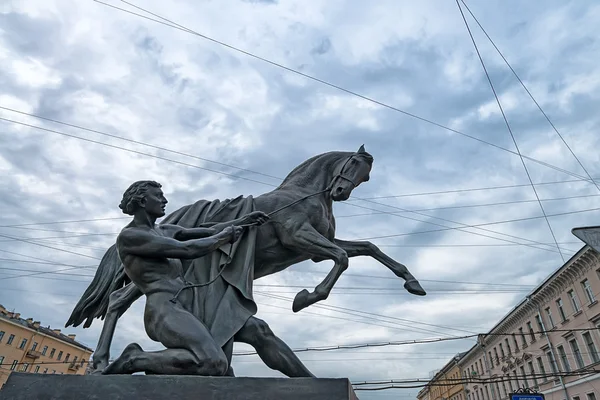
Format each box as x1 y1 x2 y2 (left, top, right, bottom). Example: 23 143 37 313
334 238 426 296
280 225 348 313
92 282 142 372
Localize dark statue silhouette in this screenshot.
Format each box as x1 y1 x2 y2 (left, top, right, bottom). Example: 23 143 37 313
65 145 426 376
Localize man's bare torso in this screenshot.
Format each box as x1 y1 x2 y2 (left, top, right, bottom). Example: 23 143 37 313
117 224 186 297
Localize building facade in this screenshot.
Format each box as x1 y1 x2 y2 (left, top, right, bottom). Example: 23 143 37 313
419 353 467 400
459 245 600 400
0 304 93 389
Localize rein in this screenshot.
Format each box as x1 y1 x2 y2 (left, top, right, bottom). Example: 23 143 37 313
169 154 358 303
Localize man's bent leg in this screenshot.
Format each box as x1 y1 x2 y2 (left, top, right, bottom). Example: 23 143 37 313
234 316 315 378
104 303 228 376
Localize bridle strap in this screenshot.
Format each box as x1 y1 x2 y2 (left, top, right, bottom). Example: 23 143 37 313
331 154 358 188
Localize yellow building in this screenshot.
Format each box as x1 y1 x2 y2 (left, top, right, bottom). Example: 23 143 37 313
419 352 467 400
0 304 93 389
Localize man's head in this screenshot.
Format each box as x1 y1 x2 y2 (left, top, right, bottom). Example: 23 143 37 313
119 180 167 217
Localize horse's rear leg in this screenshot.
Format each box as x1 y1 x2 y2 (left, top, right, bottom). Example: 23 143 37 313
92 283 142 372
334 238 426 296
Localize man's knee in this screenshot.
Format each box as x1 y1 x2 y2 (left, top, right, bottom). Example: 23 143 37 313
191 345 228 376
202 356 229 376
245 317 275 343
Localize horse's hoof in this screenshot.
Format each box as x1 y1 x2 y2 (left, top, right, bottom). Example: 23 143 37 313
404 279 426 296
292 289 310 313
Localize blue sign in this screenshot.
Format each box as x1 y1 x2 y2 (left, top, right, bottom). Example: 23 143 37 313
510 393 545 400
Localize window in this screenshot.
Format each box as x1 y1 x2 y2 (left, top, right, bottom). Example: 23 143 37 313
50 348 55 358
10 360 18 370
479 359 484 374
574 396 581 400
569 338 585 369
494 382 501 400
488 351 493 368
546 351 558 374
0 331 4 342
535 314 545 334
505 338 512 354
582 279 596 303
18 338 27 349
582 332 600 363
519 327 527 346
528 361 538 387
545 308 555 328
65 353 70 362
7 334 15 345
499 343 506 358
57 351 63 361
0 356 4 365
527 321 536 340
34 365 40 373
42 345 48 355
31 342 38 351
556 298 567 322
20 363 28 372
494 348 500 365
43 368 48 374
512 334 519 351
568 290 581 313
518 365 528 388
587 394 597 400
557 345 571 372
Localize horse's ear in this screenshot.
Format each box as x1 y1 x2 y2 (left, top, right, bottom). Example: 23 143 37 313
358 144 366 154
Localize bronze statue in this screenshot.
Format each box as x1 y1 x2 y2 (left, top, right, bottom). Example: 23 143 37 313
66 145 426 375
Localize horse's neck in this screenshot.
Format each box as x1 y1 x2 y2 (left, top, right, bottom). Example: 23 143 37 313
277 153 346 193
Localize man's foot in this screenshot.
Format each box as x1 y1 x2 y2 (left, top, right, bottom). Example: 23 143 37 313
404 279 426 296
90 357 109 374
102 343 143 375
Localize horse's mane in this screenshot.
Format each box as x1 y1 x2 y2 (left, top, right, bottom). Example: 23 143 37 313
277 149 373 189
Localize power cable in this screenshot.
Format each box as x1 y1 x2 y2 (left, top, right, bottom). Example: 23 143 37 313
459 0 600 193
356 177 600 201
0 232 101 260
0 106 283 181
338 193 600 217
0 117 276 187
455 0 564 262
2 176 599 230
93 0 594 185
355 204 600 243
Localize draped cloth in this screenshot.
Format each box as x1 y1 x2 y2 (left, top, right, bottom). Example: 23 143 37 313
161 195 258 348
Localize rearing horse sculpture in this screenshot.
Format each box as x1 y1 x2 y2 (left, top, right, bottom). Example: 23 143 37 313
66 145 426 372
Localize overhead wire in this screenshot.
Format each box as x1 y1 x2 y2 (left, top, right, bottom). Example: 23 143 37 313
455 0 564 262
458 0 600 193
91 0 596 185
0 106 283 182
0 114 593 253
354 177 600 201
0 117 276 187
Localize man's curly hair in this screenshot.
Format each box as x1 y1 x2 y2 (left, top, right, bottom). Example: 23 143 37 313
119 180 162 216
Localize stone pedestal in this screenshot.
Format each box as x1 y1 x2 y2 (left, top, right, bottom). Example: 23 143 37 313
0 373 360 399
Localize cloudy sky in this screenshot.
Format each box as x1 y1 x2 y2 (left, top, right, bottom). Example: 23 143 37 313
1 0 600 398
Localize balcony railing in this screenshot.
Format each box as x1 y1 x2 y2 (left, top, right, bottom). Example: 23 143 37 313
25 350 42 359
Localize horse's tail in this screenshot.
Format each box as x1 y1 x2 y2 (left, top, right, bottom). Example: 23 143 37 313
64 243 129 329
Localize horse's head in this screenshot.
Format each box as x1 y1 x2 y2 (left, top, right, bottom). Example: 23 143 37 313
330 145 373 201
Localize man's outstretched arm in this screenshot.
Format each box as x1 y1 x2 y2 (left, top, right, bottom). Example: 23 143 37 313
118 226 242 260
171 211 270 241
